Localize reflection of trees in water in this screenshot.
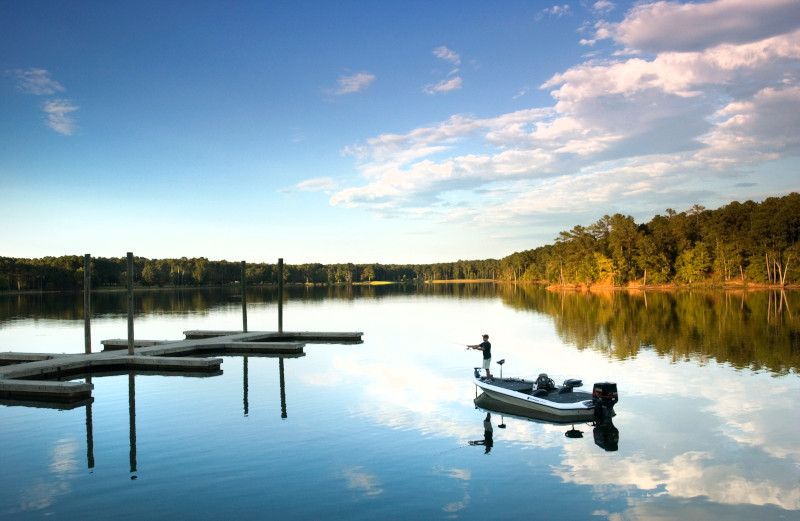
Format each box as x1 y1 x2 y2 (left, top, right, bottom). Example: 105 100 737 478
3 284 797 373
0 283 502 322
497 285 799 374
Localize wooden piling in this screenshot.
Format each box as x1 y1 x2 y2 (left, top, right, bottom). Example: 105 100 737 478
278 258 284 333
127 252 134 355
84 253 91 354
241 260 248 333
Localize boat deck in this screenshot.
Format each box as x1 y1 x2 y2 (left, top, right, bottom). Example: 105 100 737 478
478 377 593 404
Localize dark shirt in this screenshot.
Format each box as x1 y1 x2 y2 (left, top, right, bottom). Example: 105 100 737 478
480 341 491 360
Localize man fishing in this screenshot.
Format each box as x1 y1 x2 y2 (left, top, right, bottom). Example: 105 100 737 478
468 334 492 381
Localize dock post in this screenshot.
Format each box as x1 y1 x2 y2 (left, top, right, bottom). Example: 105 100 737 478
84 253 92 354
278 258 284 333
241 260 248 333
127 252 134 355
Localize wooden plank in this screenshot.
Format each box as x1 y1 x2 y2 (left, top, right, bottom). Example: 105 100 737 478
184 330 243 339
0 357 95 380
0 379 94 402
0 352 74 365
91 355 222 373
183 330 363 343
101 339 173 350
215 342 304 354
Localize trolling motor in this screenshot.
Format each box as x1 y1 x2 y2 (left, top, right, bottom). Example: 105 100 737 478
592 382 618 422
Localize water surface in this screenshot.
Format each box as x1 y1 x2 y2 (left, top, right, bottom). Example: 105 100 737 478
1 285 798 520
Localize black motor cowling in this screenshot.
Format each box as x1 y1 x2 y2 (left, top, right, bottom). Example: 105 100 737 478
592 382 618 422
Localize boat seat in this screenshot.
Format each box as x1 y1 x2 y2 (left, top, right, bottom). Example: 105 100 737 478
536 373 556 391
532 389 548 397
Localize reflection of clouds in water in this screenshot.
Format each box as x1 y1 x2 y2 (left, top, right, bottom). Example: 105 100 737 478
432 467 471 513
558 448 800 510
341 466 383 496
18 481 71 511
433 466 471 481
17 438 78 512
703 380 800 463
50 438 79 475
307 324 800 514
442 492 470 513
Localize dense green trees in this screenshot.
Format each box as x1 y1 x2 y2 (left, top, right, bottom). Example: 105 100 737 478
502 193 800 287
1 193 798 291
0 254 497 291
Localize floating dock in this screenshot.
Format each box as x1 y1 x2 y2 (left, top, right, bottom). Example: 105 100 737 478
0 330 362 403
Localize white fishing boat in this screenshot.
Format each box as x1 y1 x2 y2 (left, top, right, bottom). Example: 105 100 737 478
472 367 618 421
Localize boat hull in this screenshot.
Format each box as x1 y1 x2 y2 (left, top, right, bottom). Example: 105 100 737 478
474 393 596 424
473 376 596 420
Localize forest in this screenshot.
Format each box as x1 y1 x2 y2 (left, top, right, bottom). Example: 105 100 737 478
1 192 798 291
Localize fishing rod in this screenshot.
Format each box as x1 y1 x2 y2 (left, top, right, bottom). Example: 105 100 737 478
445 340 472 350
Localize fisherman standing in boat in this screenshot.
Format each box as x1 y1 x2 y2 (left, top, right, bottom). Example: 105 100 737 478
468 334 492 381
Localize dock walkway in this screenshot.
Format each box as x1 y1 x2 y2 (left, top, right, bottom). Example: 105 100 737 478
0 330 362 403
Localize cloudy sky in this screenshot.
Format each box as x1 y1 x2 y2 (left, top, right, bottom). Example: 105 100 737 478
2 0 799 264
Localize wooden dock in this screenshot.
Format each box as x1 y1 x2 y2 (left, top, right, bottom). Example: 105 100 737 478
0 330 362 403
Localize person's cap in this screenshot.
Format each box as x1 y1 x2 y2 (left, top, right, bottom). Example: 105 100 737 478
482 334 489 338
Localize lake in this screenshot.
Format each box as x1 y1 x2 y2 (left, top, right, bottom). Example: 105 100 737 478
1 284 798 520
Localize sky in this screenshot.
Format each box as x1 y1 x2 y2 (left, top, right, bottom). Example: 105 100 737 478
1 0 799 265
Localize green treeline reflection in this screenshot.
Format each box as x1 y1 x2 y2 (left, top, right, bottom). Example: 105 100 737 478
496 285 799 375
0 283 499 321
1 284 796 374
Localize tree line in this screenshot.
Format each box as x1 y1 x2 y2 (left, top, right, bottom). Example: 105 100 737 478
1 193 798 291
500 192 799 287
0 255 500 291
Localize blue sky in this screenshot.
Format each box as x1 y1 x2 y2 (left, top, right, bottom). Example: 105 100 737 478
2 0 799 265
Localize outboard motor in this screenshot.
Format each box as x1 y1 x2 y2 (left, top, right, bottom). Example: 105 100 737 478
592 382 618 422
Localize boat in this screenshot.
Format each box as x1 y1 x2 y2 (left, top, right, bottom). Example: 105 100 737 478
472 367 618 422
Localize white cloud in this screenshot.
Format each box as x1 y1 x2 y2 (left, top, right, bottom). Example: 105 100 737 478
538 4 572 19
423 76 462 95
592 1 615 15
433 46 461 66
612 0 800 53
42 99 79 136
11 68 79 135
335 72 375 95
698 84 800 165
291 177 340 192
425 46 463 94
12 68 64 95
322 0 800 238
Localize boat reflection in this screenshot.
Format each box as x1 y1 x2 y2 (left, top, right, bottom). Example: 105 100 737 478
474 392 619 452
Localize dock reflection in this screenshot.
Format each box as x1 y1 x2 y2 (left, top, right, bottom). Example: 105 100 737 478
1 353 300 472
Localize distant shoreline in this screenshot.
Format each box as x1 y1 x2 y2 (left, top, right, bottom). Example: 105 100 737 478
2 278 797 296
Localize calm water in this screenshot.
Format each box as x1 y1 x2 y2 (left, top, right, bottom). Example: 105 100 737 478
1 285 798 521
